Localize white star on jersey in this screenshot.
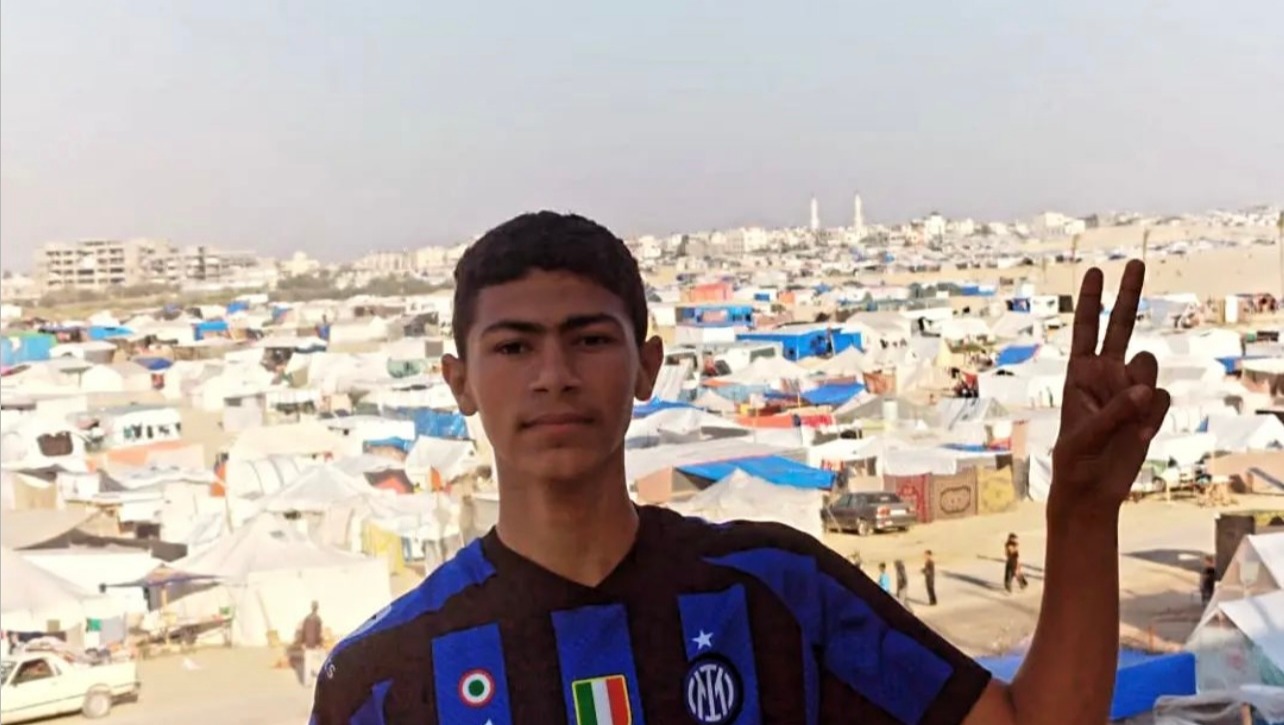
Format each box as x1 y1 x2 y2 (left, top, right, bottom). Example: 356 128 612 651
693 630 713 650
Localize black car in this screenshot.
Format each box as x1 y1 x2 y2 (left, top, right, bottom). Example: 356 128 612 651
825 491 918 536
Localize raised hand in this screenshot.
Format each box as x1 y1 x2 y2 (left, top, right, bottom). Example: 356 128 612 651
1050 260 1171 515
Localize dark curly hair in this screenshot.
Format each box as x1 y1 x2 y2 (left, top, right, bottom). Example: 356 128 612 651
451 211 648 358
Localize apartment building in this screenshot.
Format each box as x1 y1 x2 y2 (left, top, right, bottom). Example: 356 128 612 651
34 238 264 294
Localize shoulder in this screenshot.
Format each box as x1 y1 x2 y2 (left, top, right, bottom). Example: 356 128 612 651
643 505 854 592
311 538 498 720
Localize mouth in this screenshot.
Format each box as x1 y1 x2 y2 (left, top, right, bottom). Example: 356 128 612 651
521 413 595 430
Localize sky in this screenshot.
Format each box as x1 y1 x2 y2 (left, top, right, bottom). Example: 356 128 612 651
2 0 1282 266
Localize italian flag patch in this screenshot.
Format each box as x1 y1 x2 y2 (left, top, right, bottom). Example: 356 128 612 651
572 674 631 725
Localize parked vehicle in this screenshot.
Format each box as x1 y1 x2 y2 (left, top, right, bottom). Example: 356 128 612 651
826 491 918 536
1 651 140 723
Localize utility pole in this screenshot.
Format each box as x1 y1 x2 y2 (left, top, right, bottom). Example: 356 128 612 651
1070 233 1082 297
1277 211 1284 311
1142 228 1151 266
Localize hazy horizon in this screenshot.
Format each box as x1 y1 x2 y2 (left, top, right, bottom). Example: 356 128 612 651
3 0 1282 267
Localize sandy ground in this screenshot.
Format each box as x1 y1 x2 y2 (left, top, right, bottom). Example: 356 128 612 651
880 232 1284 300
49 492 1278 725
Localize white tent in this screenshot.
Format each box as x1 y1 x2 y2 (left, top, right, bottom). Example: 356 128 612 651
669 469 824 539
720 356 811 387
227 420 345 463
258 465 378 514
1201 533 1284 622
403 437 480 487
1206 415 1284 453
166 514 391 646
0 547 119 632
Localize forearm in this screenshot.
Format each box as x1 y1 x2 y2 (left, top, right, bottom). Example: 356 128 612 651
1009 509 1120 724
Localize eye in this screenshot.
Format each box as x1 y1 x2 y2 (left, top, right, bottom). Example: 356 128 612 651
577 334 615 347
494 341 529 355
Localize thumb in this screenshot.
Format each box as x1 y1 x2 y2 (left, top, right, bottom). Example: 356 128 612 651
1063 384 1153 453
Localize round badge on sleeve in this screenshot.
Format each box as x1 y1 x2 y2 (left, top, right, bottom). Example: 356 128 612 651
683 654 742 725
459 669 495 708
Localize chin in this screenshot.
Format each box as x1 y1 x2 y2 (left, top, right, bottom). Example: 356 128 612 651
524 449 611 484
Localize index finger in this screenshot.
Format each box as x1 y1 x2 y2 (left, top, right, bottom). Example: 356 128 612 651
1070 267 1104 358
1100 259 1146 360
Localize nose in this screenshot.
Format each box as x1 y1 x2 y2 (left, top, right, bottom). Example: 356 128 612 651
530 340 582 393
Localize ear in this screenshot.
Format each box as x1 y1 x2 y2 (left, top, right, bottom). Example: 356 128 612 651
634 335 665 401
441 353 478 416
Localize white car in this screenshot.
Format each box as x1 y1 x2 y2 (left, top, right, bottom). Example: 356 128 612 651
0 652 140 723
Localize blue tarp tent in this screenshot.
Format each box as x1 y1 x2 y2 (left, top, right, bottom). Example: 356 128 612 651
132 357 173 371
193 320 229 340
801 382 865 407
996 344 1040 367
1 333 56 367
975 649 1196 721
88 326 133 340
633 399 698 418
393 409 469 440
227 300 249 314
678 455 835 490
365 437 414 452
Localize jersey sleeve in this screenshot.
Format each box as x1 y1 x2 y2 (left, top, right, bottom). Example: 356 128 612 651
705 521 991 725
310 644 400 725
807 538 992 725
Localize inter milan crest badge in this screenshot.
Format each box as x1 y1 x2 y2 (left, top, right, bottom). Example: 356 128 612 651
683 654 742 725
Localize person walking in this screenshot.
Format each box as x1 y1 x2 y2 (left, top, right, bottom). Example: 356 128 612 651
877 562 891 594
894 559 911 609
1004 533 1028 593
922 550 938 606
1201 555 1217 605
300 601 326 686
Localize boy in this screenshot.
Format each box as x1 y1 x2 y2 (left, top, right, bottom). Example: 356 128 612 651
312 212 1169 724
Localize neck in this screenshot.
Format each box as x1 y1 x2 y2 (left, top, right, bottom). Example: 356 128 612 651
494 455 639 588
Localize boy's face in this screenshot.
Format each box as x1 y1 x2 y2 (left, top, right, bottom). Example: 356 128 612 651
443 269 663 485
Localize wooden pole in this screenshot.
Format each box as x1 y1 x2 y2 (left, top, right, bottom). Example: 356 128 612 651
1070 234 1081 297
1277 211 1284 309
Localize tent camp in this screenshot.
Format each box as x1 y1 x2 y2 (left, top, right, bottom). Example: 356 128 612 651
0 546 120 634
669 469 825 539
165 514 390 647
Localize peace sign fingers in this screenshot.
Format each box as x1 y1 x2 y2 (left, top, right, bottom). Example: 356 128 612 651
1100 260 1146 360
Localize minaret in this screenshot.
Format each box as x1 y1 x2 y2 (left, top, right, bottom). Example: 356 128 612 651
853 193 865 241
810 196 820 232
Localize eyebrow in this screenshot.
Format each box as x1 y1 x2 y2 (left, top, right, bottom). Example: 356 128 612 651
480 313 622 337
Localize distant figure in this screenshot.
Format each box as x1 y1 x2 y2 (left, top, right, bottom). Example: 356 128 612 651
300 601 325 686
1004 533 1028 593
877 563 891 593
894 559 911 608
922 550 938 606
1201 555 1217 605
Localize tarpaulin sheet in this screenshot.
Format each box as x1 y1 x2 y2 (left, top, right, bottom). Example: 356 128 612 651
678 455 834 490
397 409 469 440
633 399 698 418
133 356 173 371
801 382 865 407
996 344 1039 367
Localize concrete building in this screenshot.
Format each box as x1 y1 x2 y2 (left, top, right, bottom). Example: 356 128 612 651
35 238 175 292
34 238 263 294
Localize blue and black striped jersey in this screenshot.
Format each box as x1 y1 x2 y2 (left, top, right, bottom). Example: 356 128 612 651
311 505 990 724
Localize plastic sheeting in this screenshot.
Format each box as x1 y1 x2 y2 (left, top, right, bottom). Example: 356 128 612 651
1153 686 1284 725
800 382 865 407
677 455 834 490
